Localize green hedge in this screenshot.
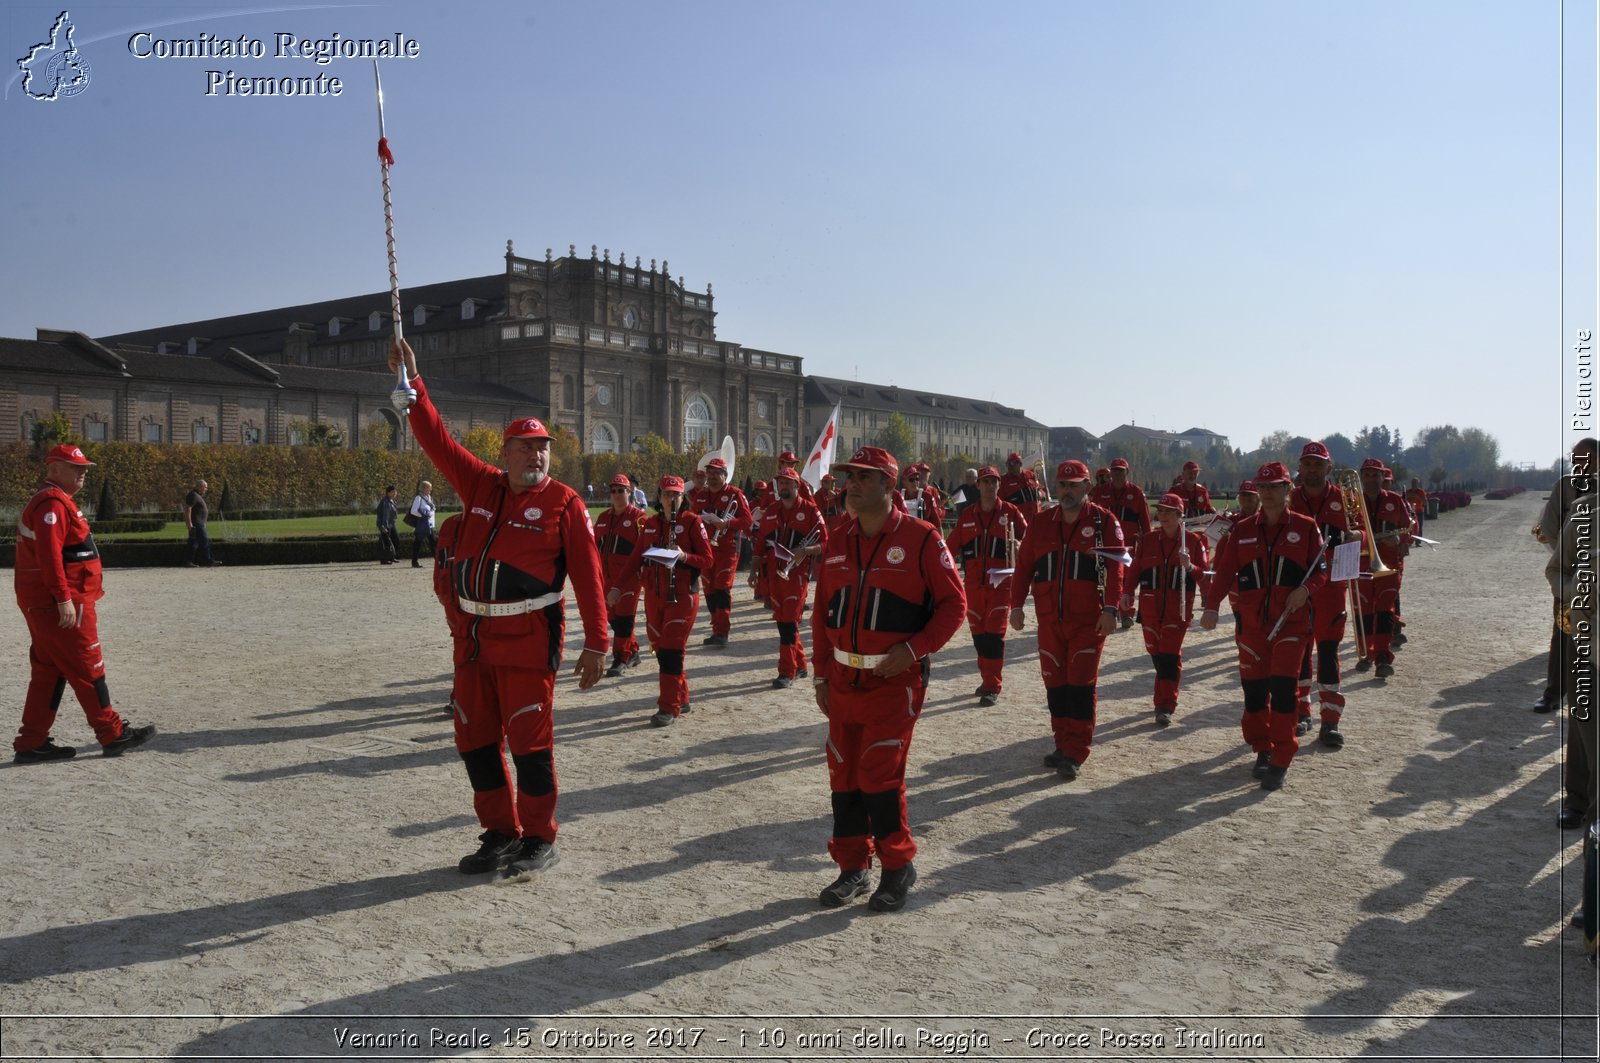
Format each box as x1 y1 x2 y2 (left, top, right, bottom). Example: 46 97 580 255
0 536 391 568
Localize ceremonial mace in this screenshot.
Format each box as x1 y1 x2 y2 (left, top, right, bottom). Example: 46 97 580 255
375 61 415 412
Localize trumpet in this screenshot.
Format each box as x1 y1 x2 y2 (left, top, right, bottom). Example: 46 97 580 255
1336 470 1394 578
1004 512 1019 571
777 528 821 579
1030 459 1054 506
708 499 739 546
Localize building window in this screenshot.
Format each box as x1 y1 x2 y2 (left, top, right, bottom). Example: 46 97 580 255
425 334 441 353
563 375 577 411
141 419 163 443
591 422 619 454
288 424 305 446
365 341 376 360
753 432 774 455
413 305 428 327
683 394 715 450
193 422 213 444
462 299 477 320
757 399 769 419
83 417 108 443
596 384 612 407
328 317 342 337
369 311 383 331
623 306 638 329
241 422 262 445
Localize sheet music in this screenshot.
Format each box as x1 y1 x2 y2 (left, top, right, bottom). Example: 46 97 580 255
1329 540 1361 582
986 567 1015 588
643 546 680 568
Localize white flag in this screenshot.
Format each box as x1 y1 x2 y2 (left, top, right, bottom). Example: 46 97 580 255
800 403 841 492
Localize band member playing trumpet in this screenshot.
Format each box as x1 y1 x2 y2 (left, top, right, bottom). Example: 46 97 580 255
751 468 827 688
1353 457 1412 679
1172 460 1216 520
693 457 751 648
1200 461 1327 791
1289 441 1355 748
1010 460 1128 781
946 466 1030 706
1091 457 1152 629
594 474 646 677
611 476 714 726
1121 493 1208 727
812 447 966 913
894 464 945 531
999 452 1044 515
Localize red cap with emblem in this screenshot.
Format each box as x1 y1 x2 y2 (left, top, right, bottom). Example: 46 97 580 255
1254 461 1292 485
503 416 550 441
704 457 728 472
832 445 898 482
659 475 685 492
1300 440 1331 462
1055 460 1091 482
1182 460 1200 472
607 473 631 490
776 467 800 483
777 450 799 463
1156 492 1185 511
1360 457 1386 473
1006 452 1023 465
1110 457 1130 470
1238 479 1258 495
44 444 94 466
976 465 1000 481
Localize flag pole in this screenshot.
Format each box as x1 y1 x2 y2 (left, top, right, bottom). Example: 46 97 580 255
375 61 415 412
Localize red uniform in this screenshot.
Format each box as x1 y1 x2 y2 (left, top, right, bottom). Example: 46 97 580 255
1289 483 1354 727
1010 501 1128 766
614 506 714 716
12 482 126 751
408 377 610 846
815 484 843 519
893 484 945 530
694 485 752 639
753 497 828 680
1091 480 1151 621
945 500 1029 696
1172 480 1214 519
999 469 1044 513
813 511 965 875
1201 510 1328 771
593 503 647 670
1358 489 1413 668
1127 526 1209 716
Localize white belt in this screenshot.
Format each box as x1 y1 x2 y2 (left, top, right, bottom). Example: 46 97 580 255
834 648 888 669
458 591 563 617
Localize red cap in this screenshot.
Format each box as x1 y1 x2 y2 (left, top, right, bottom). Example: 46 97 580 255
754 479 769 490
1182 460 1200 472
659 475 685 493
1238 480 1258 495
503 416 550 441
607 473 631 490
820 472 835 482
1254 461 1293 485
1360 457 1387 473
832 445 898 482
775 467 800 483
777 450 799 463
976 465 1001 481
1006 452 1024 465
1055 459 1091 482
1110 457 1130 470
1155 492 1185 511
1300 440 1331 462
44 444 94 466
704 457 728 472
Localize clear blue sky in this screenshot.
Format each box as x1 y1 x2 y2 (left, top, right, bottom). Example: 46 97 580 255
3 0 1589 467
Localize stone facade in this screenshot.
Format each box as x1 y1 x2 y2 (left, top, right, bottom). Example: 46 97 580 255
802 375 1050 469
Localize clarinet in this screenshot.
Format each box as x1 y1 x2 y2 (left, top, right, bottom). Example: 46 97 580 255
663 498 679 604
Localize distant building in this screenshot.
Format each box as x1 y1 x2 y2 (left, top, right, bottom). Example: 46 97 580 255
0 329 530 449
1099 423 1230 453
802 375 1049 471
93 242 805 455
1049 426 1100 463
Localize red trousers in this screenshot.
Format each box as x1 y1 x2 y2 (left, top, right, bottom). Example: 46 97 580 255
1297 581 1350 722
704 547 739 636
1356 570 1401 665
769 575 810 679
824 682 924 872
608 587 641 663
967 581 1012 693
645 589 698 715
451 662 558 843
1138 597 1191 713
1036 613 1107 763
15 601 124 751
1234 612 1309 769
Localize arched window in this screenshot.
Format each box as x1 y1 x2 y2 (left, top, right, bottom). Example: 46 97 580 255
753 432 774 455
683 394 715 450
591 422 619 454
563 375 577 410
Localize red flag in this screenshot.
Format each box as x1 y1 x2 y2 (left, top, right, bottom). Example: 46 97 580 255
377 136 395 166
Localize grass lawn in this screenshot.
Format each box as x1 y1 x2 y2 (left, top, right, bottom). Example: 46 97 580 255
105 512 463 541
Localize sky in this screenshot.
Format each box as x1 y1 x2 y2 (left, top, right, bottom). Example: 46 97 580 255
2 0 1593 468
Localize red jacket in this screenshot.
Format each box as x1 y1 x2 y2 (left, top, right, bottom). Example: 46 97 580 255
1128 526 1208 623
945 500 1029 590
998 470 1043 511
813 511 966 691
1289 484 1353 549
1090 482 1152 543
695 485 752 553
1172 481 1214 518
615 507 715 602
593 504 647 592
1363 489 1414 570
408 376 609 668
1201 509 1328 628
892 485 945 529
14 482 102 609
753 497 828 583
1010 501 1127 624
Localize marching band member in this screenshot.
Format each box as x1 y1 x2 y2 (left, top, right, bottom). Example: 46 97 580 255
1121 493 1207 727
611 476 714 726
594 473 646 677
945 466 1029 706
812 447 965 912
1353 458 1412 679
1009 460 1128 781
999 452 1044 514
1091 457 1152 629
1289 442 1354 747
1172 460 1216 519
693 457 751 648
751 469 827 688
1200 462 1327 791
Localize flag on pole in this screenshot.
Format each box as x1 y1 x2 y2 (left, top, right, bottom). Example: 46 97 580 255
800 403 842 491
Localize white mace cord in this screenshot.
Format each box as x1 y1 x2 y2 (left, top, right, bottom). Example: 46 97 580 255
375 61 415 411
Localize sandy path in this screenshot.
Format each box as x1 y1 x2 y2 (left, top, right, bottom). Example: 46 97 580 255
0 493 1592 1061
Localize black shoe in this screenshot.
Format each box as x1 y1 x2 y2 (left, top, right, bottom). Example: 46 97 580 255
868 863 917 912
1120 616 1134 630
1374 662 1395 679
772 675 793 689
605 662 625 678
1154 712 1172 728
973 685 989 697
1318 723 1345 749
680 701 692 715
1251 751 1271 779
978 691 999 707
627 650 641 667
1534 696 1560 714
1391 631 1407 647
1055 756 1081 781
1559 806 1585 829
1042 749 1070 771
13 738 76 764
1354 657 1372 673
1295 716 1313 737
701 634 728 648
412 562 423 568
1260 765 1288 791
458 830 520 874
818 869 871 908
1573 910 1587 929
795 668 808 679
102 722 155 757
650 711 676 727
497 838 560 882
